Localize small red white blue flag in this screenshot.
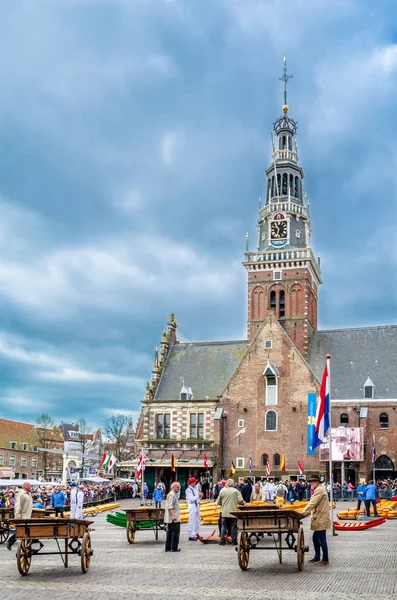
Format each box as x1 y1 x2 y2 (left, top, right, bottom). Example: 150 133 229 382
311 361 331 450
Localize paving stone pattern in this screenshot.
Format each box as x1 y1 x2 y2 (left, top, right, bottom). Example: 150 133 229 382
1 500 396 600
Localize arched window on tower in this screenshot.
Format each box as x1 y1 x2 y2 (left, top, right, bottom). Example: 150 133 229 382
262 454 269 466
282 135 286 149
340 413 349 427
270 290 276 311
288 136 292 150
266 411 277 431
282 173 288 196
277 174 281 196
279 290 285 318
294 176 299 198
380 413 388 429
289 174 293 197
273 453 281 467
271 176 275 197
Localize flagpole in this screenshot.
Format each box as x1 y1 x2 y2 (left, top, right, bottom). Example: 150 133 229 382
372 432 376 482
327 354 336 536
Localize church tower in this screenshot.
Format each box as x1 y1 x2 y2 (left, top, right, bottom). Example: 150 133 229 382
244 58 322 357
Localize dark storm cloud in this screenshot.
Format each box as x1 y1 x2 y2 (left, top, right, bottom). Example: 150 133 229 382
0 0 396 426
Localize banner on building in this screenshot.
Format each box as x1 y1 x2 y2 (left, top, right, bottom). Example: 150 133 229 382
307 392 317 455
319 427 364 462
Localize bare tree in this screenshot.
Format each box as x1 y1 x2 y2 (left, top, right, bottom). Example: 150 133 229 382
103 414 135 464
35 413 61 479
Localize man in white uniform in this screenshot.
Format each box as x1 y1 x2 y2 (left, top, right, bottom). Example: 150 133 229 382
69 483 78 518
185 477 202 541
75 485 85 519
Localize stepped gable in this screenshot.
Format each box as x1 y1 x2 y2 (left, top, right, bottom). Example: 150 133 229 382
308 325 397 399
154 340 247 401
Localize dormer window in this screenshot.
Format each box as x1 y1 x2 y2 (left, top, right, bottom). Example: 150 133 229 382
263 362 279 406
180 385 193 400
363 376 375 399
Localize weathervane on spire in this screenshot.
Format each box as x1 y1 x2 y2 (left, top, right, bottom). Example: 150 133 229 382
279 55 293 111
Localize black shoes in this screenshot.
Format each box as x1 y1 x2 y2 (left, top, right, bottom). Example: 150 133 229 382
171 549 181 552
219 540 226 546
188 537 198 541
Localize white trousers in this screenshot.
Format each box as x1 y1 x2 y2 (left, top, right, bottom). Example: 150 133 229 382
188 505 201 538
70 502 77 519
75 505 83 520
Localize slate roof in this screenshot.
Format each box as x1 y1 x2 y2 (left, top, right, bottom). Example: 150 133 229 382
308 325 397 399
154 341 248 401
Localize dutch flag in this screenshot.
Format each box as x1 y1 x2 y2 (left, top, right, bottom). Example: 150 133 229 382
311 361 331 450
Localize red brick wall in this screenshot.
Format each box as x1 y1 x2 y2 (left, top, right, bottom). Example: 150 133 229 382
247 267 318 357
219 314 322 479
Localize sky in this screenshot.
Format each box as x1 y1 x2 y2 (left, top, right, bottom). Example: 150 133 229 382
0 0 396 430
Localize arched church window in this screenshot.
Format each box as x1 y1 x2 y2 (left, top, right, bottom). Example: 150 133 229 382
294 176 299 198
282 173 288 196
279 290 285 318
270 291 276 310
273 453 280 467
288 136 292 150
340 413 349 427
262 453 269 466
282 135 286 149
380 413 388 429
266 411 277 431
374 455 394 470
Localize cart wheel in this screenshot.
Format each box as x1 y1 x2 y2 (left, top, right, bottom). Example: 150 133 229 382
17 540 31 576
0 523 9 544
238 532 250 571
81 533 91 574
126 522 135 544
297 527 305 571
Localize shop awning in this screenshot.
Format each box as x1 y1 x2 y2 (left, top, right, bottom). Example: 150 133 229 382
0 470 15 478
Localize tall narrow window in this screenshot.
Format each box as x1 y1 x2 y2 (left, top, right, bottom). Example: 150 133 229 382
270 291 276 310
266 377 277 406
279 290 285 318
379 413 388 429
190 413 204 439
364 377 375 399
262 453 269 466
277 174 281 196
273 453 281 467
156 413 171 439
289 174 293 197
282 173 288 195
294 176 299 198
271 176 275 197
265 410 277 431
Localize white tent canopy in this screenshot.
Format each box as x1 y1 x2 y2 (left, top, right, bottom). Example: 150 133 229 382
77 476 110 484
0 479 47 488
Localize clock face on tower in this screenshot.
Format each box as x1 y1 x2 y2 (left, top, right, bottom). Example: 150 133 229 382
270 220 287 239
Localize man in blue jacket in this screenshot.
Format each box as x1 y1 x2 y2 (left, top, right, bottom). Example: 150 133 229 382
50 487 67 518
365 480 378 517
356 482 367 511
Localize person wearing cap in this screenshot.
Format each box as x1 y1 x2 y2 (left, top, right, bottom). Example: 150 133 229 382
75 485 85 520
186 477 202 541
300 474 330 566
70 482 78 519
7 482 33 550
215 479 245 545
250 481 263 503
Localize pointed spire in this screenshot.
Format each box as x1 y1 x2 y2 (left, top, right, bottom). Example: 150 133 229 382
279 54 293 113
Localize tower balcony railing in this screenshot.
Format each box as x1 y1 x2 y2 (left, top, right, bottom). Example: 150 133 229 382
260 201 309 219
243 247 322 281
272 149 298 163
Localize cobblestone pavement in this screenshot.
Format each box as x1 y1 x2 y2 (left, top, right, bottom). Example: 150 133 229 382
1 500 396 600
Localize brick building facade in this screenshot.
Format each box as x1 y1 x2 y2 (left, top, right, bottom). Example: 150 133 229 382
136 61 397 488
